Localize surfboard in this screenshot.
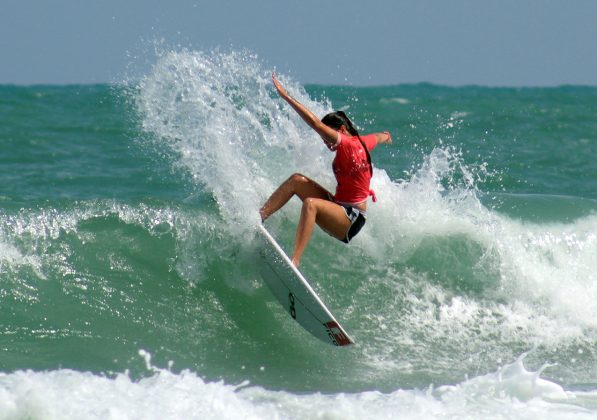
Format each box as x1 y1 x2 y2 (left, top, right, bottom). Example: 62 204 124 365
256 224 354 346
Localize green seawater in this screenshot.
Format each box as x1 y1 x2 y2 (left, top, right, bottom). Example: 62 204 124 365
0 52 596 418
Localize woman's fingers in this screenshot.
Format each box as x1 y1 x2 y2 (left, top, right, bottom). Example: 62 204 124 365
272 72 287 97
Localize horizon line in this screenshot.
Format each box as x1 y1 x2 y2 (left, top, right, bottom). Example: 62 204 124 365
1 80 596 90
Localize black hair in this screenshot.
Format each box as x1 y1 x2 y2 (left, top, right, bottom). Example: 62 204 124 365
321 111 359 136
321 111 373 176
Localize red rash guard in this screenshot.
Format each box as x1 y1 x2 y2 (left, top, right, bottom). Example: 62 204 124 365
332 132 378 205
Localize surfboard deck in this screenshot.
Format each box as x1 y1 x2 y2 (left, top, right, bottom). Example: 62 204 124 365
256 224 354 346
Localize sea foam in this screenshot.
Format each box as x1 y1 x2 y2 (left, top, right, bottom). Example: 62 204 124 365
0 353 595 420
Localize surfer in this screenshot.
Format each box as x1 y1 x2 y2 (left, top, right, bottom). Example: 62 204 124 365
260 73 392 267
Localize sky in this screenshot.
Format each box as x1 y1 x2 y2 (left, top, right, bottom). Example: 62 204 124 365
1 0 596 86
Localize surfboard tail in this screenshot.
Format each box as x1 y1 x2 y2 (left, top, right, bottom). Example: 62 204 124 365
324 321 354 346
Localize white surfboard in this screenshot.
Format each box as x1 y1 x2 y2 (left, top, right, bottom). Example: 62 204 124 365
256 224 354 346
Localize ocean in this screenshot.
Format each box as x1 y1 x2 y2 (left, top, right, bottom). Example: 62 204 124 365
0 50 596 419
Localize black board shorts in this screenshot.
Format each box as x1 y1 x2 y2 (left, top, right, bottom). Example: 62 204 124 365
339 204 366 244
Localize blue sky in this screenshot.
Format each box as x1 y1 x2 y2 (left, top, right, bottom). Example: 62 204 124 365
1 0 596 86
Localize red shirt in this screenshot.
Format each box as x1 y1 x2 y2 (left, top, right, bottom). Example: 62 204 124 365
332 132 377 204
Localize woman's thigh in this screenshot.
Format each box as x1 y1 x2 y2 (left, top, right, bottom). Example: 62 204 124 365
291 174 332 202
309 198 351 240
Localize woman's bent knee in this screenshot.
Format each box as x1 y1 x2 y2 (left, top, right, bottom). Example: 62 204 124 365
302 197 318 213
289 173 308 184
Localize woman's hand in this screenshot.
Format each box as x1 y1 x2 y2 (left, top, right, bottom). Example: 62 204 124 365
271 70 339 146
382 131 392 144
272 72 289 99
374 131 392 145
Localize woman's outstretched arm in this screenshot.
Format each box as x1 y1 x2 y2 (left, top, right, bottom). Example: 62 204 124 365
272 73 338 146
373 131 393 145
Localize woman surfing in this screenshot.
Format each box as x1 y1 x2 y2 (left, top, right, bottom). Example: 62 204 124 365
260 73 392 267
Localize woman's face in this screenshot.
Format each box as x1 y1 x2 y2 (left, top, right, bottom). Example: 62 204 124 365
338 125 350 135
